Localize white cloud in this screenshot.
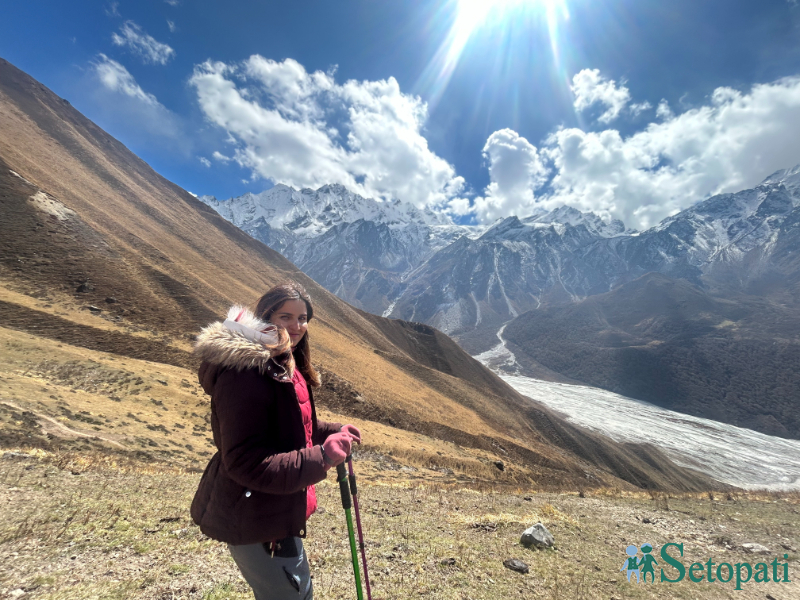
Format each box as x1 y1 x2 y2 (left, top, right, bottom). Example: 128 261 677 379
164 0 180 5
212 151 232 163
112 21 175 65
167 20 177 33
93 54 157 105
189 56 462 209
199 157 212 168
656 99 673 119
472 129 548 221
571 69 631 124
629 101 652 116
105 2 120 17
522 75 800 229
89 54 187 154
459 72 800 230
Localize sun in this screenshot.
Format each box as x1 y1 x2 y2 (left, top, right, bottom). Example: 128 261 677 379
452 0 569 59
417 0 571 110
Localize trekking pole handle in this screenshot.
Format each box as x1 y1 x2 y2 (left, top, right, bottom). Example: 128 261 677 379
336 463 351 510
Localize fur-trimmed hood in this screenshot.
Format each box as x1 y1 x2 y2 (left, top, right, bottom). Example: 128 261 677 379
194 305 294 382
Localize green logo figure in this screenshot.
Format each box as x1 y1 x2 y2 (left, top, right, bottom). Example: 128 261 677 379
639 543 658 583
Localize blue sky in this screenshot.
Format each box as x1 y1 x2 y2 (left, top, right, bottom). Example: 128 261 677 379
2 0 800 229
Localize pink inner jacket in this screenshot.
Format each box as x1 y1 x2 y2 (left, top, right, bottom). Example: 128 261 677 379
292 369 318 520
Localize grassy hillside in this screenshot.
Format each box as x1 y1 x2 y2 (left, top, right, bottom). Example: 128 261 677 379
1 451 797 600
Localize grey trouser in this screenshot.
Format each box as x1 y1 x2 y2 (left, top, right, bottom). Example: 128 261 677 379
228 537 313 600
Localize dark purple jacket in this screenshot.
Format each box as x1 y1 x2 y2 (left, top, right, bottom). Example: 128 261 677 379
190 315 340 545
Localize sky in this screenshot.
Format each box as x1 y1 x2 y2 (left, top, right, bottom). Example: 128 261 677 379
2 0 800 230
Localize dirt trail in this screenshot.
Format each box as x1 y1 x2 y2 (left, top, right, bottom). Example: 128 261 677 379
1 400 128 450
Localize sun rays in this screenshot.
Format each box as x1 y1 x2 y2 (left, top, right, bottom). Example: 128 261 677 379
415 0 571 112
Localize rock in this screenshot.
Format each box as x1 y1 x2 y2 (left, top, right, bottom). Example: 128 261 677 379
86 305 101 313
521 522 555 549
781 542 797 552
75 283 93 293
494 460 505 471
503 558 529 574
643 517 655 524
10 590 26 598
523 496 532 501
2 452 33 461
741 543 770 554
441 558 456 566
105 297 117 303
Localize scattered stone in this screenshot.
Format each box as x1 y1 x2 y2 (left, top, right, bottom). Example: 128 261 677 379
503 558 529 574
523 496 532 502
86 305 101 313
156 379 168 386
521 523 555 549
643 517 655 524
9 590 26 599
781 542 797 552
493 460 505 471
105 297 117 303
75 283 93 293
440 558 456 566
2 452 33 461
741 543 770 554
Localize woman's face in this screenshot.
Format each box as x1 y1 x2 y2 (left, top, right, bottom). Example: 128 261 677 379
270 299 309 347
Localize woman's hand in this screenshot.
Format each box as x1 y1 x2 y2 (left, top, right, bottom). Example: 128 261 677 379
321 431 354 467
340 424 361 444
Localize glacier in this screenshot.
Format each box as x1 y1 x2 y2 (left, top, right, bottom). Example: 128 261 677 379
494 372 800 490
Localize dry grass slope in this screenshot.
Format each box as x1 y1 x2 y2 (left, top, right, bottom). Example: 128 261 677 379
0 452 797 600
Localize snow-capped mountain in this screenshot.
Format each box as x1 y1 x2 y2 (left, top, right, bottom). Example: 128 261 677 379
200 166 800 352
199 184 472 313
385 166 800 352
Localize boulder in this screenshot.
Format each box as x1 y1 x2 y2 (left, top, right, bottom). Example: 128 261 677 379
521 522 554 549
503 558 529 574
741 543 770 554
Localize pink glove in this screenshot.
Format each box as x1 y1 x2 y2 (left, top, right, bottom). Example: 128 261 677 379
340 424 362 444
322 432 353 468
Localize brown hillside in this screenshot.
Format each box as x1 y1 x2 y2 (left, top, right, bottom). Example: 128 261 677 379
0 56 720 491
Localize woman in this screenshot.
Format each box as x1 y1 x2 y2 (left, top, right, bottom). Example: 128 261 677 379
191 282 361 599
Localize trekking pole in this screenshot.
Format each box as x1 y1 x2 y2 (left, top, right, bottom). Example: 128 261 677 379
347 456 373 600
336 462 364 600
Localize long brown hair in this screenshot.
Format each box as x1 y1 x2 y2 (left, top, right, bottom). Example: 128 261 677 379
254 282 321 388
